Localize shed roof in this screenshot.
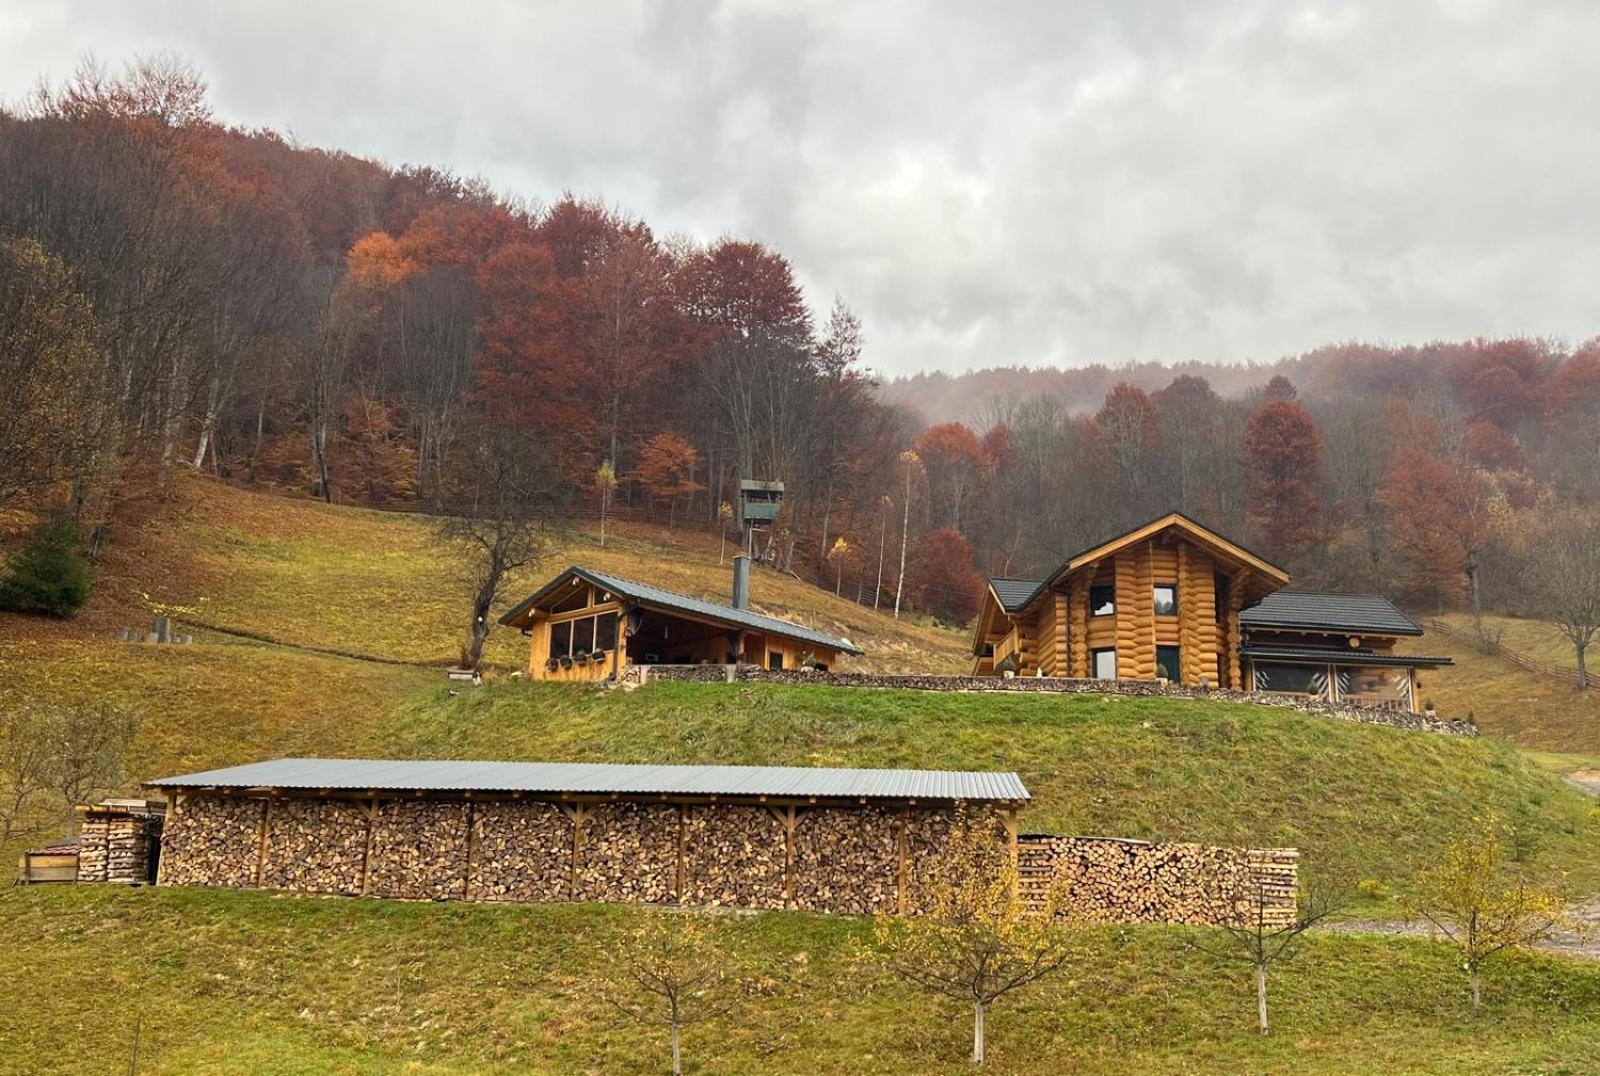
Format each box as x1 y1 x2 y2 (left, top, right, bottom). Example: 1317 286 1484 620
146 758 1029 803
1240 591 1423 637
499 566 863 655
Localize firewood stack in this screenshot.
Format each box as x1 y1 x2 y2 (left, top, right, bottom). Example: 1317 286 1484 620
1017 836 1299 927
577 802 679 903
160 797 262 888
468 801 572 902
683 805 787 908
75 801 165 884
792 806 899 914
260 799 367 895
369 801 470 900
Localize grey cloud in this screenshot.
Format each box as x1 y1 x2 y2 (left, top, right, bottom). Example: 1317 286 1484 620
1 0 1596 376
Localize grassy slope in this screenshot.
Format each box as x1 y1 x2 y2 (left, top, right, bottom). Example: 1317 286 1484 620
5 886 1600 1076
25 477 968 674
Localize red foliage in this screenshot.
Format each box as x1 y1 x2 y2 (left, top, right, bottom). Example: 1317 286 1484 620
1243 399 1324 557
907 527 984 624
1464 421 1527 471
1262 374 1297 401
1379 412 1493 607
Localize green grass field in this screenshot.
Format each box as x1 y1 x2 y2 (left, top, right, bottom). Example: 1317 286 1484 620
5 885 1599 1075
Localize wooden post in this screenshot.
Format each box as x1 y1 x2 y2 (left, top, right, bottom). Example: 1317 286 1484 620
675 805 686 902
154 793 181 888
358 797 378 896
1003 809 1019 869
254 797 271 888
768 805 797 908
462 800 476 900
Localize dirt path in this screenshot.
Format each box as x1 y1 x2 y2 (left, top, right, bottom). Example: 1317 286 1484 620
1565 769 1600 798
1321 896 1600 961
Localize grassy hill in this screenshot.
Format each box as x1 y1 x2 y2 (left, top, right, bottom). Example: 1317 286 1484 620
5 885 1599 1075
5 480 1600 1072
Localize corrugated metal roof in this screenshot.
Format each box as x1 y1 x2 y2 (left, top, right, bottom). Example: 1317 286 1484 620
1241 591 1423 636
146 758 1030 802
1241 644 1452 667
500 566 864 655
990 577 1046 613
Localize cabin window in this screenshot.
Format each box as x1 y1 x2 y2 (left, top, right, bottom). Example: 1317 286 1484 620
1153 584 1177 616
769 651 784 670
571 616 595 654
549 620 573 659
1253 662 1326 697
551 583 589 614
981 643 995 658
1092 648 1117 679
1337 666 1410 705
1156 645 1180 680
595 612 618 651
1090 585 1115 616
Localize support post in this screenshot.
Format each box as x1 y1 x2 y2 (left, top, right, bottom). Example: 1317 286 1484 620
896 808 909 914
254 797 271 888
462 801 476 900
359 797 378 896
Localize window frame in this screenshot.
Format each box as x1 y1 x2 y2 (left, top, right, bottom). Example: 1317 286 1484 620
1153 583 1178 617
1155 644 1181 681
1089 584 1116 617
1092 647 1117 680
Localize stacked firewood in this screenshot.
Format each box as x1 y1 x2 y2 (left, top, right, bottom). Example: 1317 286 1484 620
577 802 679 904
260 799 367 895
160 797 262 888
77 807 163 884
792 806 899 914
683 805 786 909
1018 837 1299 927
469 801 572 902
368 800 470 900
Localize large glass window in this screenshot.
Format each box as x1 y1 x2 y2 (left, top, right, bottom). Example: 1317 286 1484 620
549 620 572 659
1338 666 1410 705
1253 662 1327 696
769 651 784 670
571 616 595 654
595 613 618 651
1090 585 1116 616
1156 645 1180 680
1093 648 1117 679
1153 584 1177 616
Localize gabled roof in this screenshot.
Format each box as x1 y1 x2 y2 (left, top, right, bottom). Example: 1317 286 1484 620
990 577 1046 613
1240 643 1452 667
1240 591 1423 637
499 566 864 655
146 758 1028 803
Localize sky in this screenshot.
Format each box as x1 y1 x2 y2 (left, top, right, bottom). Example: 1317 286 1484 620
2 0 1597 378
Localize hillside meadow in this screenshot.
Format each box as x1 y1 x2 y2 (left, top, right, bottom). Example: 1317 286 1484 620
4 885 1599 1076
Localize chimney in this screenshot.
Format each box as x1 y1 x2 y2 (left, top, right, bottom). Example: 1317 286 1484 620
732 553 751 610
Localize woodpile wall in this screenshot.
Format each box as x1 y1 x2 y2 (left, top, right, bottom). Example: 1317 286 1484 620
157 794 1297 927
75 802 165 885
1018 836 1299 928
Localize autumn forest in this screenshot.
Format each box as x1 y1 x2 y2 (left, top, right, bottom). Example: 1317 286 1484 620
4 57 1600 637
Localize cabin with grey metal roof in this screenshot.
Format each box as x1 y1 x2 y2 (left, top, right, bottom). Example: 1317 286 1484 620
499 556 861 683
145 756 1027 916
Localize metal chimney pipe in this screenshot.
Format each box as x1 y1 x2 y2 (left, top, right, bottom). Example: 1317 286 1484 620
732 553 751 610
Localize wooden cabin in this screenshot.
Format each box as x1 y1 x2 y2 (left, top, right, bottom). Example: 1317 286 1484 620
500 556 862 681
971 512 1451 711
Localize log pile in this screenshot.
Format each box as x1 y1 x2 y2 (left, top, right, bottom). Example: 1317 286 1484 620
260 799 367 895
369 800 470 900
683 805 785 908
160 797 261 888
1018 836 1298 927
792 806 899 914
468 801 572 902
76 802 164 885
577 802 679 904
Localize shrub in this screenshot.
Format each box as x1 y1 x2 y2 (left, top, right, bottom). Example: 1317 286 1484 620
0 517 92 617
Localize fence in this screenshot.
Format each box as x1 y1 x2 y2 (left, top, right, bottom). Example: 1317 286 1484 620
1426 618 1586 690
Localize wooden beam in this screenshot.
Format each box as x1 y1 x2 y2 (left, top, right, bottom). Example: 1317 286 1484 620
675 805 687 903
462 800 476 901
358 797 378 896
253 797 271 888
896 807 909 915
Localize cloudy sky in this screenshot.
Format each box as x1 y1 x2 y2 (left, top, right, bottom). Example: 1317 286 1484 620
2 0 1596 376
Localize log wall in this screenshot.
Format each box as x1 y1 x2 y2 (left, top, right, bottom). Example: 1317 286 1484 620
156 794 1298 927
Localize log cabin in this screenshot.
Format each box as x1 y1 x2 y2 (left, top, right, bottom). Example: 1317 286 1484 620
971 512 1451 712
500 554 863 682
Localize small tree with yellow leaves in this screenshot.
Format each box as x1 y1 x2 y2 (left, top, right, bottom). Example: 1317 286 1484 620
1406 819 1570 1013
595 460 618 548
873 808 1073 1066
606 911 742 1075
717 500 734 564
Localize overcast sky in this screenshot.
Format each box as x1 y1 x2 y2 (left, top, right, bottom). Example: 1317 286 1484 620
2 1 1596 377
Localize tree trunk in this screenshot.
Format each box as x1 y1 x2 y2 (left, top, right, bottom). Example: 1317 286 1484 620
894 488 911 620
1471 968 1482 1014
1577 640 1589 692
466 565 500 668
1256 963 1269 1035
312 419 333 504
874 500 887 611
972 1000 985 1065
671 1021 682 1076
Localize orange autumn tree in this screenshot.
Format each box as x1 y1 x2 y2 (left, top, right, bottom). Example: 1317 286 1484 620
634 431 703 526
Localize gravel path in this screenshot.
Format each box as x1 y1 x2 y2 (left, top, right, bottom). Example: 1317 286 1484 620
1321 896 1600 961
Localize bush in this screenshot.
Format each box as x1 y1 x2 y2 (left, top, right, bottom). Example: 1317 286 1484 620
0 518 92 617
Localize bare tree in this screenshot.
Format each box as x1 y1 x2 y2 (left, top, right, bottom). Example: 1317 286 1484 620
0 702 139 849
605 911 744 1076
1526 508 1600 690
893 451 921 620
435 421 564 667
1185 860 1349 1035
872 809 1074 1066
